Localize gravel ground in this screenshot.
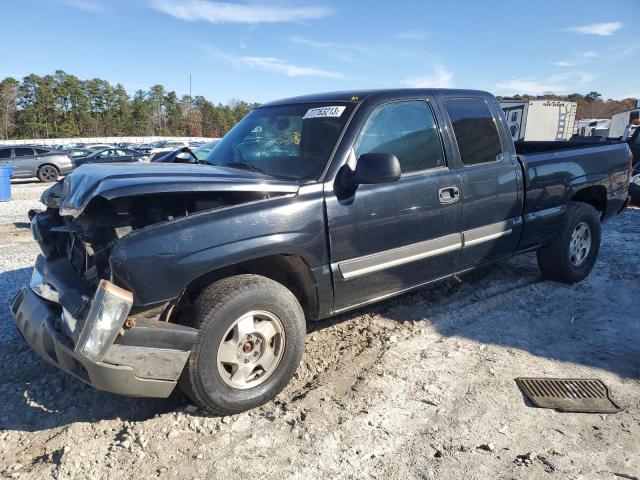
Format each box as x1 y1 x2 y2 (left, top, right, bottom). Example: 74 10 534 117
0 180 639 480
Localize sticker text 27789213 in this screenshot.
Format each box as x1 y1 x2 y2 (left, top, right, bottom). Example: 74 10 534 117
303 106 346 120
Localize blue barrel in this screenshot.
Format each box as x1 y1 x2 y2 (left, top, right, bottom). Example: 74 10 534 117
0 163 13 202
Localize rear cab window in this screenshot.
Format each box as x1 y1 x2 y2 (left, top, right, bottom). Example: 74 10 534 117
355 100 446 174
445 98 503 166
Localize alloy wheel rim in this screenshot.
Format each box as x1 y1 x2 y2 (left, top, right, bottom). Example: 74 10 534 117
41 167 57 181
569 221 591 266
216 310 285 390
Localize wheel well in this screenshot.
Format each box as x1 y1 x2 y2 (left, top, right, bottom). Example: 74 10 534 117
173 254 319 324
571 186 606 217
38 163 59 170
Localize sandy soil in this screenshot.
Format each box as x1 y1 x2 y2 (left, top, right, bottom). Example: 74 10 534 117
0 181 638 480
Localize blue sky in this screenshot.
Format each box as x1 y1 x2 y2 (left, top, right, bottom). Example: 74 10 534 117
1 0 639 103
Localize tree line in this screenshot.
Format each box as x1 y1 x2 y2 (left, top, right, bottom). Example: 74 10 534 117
1 73 637 141
497 91 637 120
0 70 259 140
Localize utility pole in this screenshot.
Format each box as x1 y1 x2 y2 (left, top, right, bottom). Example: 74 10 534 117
189 74 192 141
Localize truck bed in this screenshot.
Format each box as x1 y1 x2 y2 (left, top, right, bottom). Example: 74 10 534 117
515 140 630 251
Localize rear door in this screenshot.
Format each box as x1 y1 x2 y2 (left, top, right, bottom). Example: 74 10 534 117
325 98 463 311
12 147 36 176
440 96 522 271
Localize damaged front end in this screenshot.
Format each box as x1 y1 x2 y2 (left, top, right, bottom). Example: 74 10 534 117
12 163 298 397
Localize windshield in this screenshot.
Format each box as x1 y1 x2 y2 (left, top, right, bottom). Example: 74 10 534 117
194 141 220 160
205 102 354 180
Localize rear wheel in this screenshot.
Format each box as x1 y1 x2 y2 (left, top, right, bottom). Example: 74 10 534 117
537 201 601 284
37 164 59 182
180 275 306 415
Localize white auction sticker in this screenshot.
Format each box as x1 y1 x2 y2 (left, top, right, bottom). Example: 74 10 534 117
303 106 346 119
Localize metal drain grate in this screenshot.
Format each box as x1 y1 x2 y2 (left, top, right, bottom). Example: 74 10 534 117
515 378 622 413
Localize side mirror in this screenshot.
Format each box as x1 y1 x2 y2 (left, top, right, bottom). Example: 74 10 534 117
345 152 401 186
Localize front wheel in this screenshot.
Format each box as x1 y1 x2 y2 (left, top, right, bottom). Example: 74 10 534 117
537 201 601 284
180 275 306 415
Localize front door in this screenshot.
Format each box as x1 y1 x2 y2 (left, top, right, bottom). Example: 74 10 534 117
441 97 522 271
325 99 463 312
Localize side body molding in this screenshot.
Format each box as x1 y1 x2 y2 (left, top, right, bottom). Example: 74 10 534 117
333 218 521 281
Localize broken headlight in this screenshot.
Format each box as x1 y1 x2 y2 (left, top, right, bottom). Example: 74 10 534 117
76 280 133 362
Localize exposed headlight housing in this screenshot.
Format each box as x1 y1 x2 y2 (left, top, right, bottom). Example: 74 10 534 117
76 280 133 362
30 267 60 303
632 174 640 185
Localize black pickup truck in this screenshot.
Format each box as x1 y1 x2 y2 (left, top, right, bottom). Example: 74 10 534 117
11 89 632 414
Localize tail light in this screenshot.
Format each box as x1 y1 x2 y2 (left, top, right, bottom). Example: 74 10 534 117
628 146 634 182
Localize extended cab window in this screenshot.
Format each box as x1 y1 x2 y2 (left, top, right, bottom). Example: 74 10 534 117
0 148 10 159
355 101 445 173
445 98 503 166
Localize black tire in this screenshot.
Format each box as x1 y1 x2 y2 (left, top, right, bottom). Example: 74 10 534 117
37 164 59 182
536 201 601 284
180 274 306 415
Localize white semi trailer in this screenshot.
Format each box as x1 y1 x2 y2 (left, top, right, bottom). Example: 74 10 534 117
609 109 640 139
500 100 577 141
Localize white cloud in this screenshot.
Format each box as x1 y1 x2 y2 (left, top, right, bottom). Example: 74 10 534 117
60 0 105 12
201 45 345 79
403 66 453 88
578 50 598 58
567 22 622 36
289 36 374 60
577 72 595 84
494 71 595 95
553 61 577 67
612 43 640 61
241 57 344 78
494 79 567 96
151 0 332 24
396 31 429 41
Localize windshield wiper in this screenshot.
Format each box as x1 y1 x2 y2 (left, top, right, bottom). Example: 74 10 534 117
223 162 269 175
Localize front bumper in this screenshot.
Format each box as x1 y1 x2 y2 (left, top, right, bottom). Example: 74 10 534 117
11 279 196 398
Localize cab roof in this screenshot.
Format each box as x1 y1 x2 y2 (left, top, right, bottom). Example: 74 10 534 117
261 88 491 107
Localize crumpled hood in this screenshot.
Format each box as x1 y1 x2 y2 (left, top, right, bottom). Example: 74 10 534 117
42 163 299 218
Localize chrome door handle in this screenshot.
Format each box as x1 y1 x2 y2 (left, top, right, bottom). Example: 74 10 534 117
438 186 459 204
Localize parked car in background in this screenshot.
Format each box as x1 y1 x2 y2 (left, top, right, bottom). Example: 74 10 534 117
86 144 114 151
64 148 92 158
136 140 189 159
0 146 73 182
152 146 199 163
73 148 146 167
14 88 632 414
193 140 220 160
